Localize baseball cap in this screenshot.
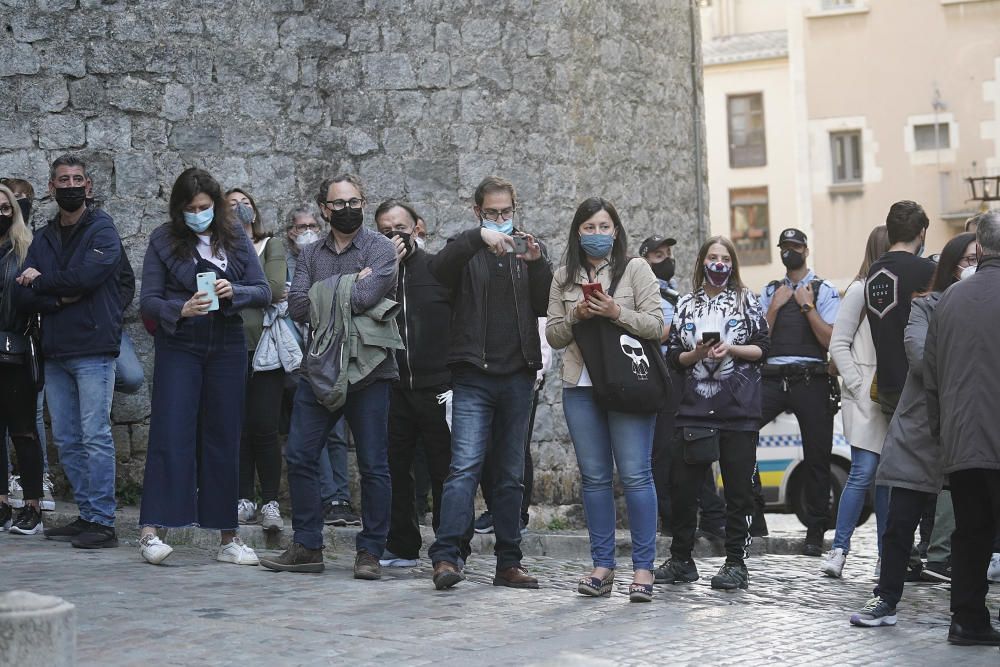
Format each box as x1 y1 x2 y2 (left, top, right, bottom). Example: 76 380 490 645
639 235 677 257
777 228 808 246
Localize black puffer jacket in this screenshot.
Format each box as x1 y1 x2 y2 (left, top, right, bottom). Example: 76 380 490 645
428 228 552 372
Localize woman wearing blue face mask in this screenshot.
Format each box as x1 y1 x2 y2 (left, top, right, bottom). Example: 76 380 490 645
657 236 769 592
225 188 288 532
137 168 271 566
546 197 663 602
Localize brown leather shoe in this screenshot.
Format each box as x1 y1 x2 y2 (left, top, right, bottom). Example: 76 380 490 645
432 561 465 590
353 551 382 580
493 565 539 589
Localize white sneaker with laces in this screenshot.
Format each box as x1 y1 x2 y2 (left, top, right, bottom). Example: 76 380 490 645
8 476 24 509
139 534 174 565
379 549 418 568
260 500 283 532
988 553 1000 584
820 547 846 578
217 537 259 565
41 473 55 512
237 499 257 524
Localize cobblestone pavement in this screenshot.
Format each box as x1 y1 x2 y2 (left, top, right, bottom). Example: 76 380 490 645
2 517 998 666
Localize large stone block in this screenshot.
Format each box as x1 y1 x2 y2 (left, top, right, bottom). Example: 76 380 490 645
168 124 222 152
15 75 69 113
0 120 35 149
108 76 162 113
0 41 40 77
362 53 416 89
86 115 132 151
114 153 159 198
38 114 86 149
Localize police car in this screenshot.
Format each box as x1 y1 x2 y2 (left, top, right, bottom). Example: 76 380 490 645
756 411 872 527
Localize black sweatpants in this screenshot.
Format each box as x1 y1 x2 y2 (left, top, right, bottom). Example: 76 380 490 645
670 428 757 564
386 385 453 560
760 374 833 535
239 363 285 502
874 486 934 609
949 469 1000 629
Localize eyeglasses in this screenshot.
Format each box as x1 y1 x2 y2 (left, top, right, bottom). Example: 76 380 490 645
293 223 319 232
959 254 978 266
324 198 363 211
0 204 12 215
481 207 515 222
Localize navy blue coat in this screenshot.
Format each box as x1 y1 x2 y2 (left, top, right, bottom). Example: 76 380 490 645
15 207 125 360
140 223 271 336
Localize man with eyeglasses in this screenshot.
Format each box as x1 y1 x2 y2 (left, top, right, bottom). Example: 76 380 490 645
426 176 552 591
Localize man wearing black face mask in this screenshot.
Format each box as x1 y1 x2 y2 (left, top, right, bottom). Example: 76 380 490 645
759 228 841 555
372 199 456 568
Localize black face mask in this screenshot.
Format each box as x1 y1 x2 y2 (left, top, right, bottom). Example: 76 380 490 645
650 257 675 282
16 197 31 223
780 248 806 271
0 214 12 237
328 207 364 234
54 186 87 213
384 230 413 259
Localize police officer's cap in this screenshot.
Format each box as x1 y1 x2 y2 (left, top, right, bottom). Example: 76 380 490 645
777 228 808 247
639 235 676 257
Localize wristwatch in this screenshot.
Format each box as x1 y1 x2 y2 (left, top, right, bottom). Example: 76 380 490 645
800 303 814 314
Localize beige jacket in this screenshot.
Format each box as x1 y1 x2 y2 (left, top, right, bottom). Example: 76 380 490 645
546 257 663 385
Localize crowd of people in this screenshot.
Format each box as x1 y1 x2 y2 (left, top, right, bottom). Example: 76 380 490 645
0 154 998 643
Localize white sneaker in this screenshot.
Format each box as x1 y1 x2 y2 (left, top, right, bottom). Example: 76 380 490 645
41 473 55 512
237 499 257 524
217 537 259 565
379 549 418 568
259 500 283 532
8 476 24 508
820 547 846 578
988 553 1000 584
873 558 881 581
139 534 174 565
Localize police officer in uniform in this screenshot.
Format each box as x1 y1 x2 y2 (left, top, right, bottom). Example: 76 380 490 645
758 228 840 556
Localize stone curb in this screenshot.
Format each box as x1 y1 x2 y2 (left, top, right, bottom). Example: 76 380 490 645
42 505 820 559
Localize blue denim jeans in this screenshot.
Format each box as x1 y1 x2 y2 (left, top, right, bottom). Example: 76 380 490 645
563 387 658 571
428 368 534 570
45 355 117 527
832 446 889 555
319 418 351 505
114 330 144 394
286 379 391 555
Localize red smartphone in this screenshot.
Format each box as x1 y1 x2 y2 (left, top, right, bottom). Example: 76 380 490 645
582 282 604 300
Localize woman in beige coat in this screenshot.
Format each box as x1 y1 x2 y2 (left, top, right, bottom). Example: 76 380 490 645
821 226 890 578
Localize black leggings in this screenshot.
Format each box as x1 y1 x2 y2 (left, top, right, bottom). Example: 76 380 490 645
874 486 934 608
239 364 284 502
0 363 43 500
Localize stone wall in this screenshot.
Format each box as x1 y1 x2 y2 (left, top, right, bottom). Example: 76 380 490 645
0 0 706 506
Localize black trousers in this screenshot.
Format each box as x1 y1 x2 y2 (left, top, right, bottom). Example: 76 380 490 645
239 363 285 502
949 469 1000 629
874 486 934 608
760 374 833 534
0 363 43 500
481 380 540 525
385 385 453 560
670 428 757 564
652 392 725 533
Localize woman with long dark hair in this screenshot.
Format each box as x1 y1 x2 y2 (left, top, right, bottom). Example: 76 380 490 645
546 197 663 602
225 188 288 532
137 168 271 565
823 226 891 579
655 236 769 591
849 231 977 627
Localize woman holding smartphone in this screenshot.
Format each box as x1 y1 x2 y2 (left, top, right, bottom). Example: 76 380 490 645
137 168 271 565
656 236 768 591
546 197 663 602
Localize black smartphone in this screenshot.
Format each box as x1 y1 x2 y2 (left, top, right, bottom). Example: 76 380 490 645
701 331 721 346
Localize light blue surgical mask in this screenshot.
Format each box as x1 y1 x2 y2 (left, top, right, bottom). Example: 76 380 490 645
184 207 214 233
482 219 514 236
580 233 615 259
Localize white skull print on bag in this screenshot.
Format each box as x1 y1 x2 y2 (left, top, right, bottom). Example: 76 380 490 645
619 334 650 380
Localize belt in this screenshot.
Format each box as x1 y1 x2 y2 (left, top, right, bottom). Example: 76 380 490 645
762 362 828 378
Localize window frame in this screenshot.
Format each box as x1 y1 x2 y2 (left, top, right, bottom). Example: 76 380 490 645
729 186 771 267
727 92 767 169
829 130 863 185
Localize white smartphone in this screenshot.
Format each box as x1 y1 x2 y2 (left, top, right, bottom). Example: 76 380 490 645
196 271 220 312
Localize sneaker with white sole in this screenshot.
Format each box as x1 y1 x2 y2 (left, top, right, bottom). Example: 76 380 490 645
259 500 284 532
988 553 1000 584
217 537 259 565
379 549 419 568
820 547 846 578
237 499 257 525
0 502 12 531
41 474 55 512
8 476 24 508
139 534 174 565
850 596 897 627
9 505 43 535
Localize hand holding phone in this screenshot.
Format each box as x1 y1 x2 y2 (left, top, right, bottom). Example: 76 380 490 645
196 271 220 312
511 236 529 256
701 331 721 346
582 282 604 301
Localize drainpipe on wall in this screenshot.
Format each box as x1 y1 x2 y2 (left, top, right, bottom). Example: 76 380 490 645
689 0 707 246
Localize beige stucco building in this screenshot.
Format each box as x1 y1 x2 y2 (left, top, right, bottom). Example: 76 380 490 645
701 0 1000 289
